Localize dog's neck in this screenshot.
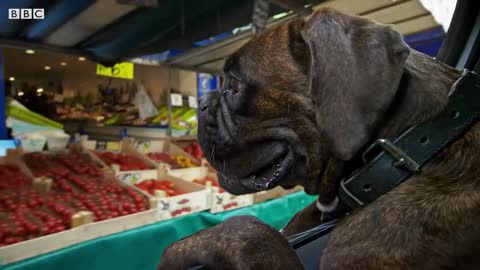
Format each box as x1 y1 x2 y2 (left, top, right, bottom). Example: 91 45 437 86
378 50 462 140
317 51 472 214
314 51 480 221
376 49 480 181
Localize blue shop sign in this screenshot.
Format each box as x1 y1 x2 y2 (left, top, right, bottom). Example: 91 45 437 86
197 73 220 98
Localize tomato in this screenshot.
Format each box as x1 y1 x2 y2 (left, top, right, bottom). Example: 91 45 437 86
41 227 50 235
204 176 215 182
153 181 165 190
162 180 175 189
4 237 18 245
136 180 153 190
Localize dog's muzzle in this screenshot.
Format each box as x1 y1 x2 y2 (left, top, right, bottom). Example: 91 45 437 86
198 91 306 194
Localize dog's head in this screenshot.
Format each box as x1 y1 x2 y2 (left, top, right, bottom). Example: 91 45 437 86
198 9 410 199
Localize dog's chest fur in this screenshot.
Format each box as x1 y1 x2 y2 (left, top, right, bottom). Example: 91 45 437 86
322 123 480 270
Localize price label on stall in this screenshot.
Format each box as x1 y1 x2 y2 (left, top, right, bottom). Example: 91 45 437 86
188 96 198 108
96 62 134 80
170 94 183 106
136 140 152 153
118 173 141 184
95 141 107 151
106 142 120 152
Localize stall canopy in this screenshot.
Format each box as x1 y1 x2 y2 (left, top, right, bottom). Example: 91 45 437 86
0 0 442 67
0 0 290 64
167 0 444 73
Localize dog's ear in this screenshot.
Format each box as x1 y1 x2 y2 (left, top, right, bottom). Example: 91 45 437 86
300 10 409 160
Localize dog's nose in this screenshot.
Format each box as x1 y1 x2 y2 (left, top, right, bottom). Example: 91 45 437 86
199 97 208 112
199 91 220 112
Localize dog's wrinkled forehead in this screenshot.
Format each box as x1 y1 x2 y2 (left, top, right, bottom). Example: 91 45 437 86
224 21 309 89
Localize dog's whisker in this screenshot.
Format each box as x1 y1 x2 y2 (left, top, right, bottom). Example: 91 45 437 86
210 145 216 161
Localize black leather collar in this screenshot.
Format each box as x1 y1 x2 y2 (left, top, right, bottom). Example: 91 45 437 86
338 70 480 210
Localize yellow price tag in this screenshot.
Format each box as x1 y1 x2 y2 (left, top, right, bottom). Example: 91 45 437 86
96 62 134 80
106 142 120 151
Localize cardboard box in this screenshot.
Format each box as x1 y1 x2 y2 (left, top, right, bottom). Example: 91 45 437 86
174 166 254 213
0 148 36 179
181 165 303 212
83 139 160 184
0 209 157 264
253 186 304 204
134 138 205 179
130 171 210 221
0 147 157 264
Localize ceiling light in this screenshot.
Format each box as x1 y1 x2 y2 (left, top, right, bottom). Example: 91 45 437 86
36 88 44 93
25 49 35 54
60 62 67 66
9 77 15 81
273 12 289 20
78 57 86 61
44 66 51 70
18 91 24 96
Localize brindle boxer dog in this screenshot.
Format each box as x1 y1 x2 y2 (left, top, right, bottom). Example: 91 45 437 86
159 8 480 270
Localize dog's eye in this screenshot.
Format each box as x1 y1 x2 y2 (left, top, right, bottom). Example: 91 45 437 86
230 78 245 94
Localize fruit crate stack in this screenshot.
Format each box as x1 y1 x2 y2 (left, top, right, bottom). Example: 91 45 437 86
0 148 158 264
82 139 161 184
22 151 153 221
177 166 254 213
134 138 205 179
81 138 211 221
130 171 210 221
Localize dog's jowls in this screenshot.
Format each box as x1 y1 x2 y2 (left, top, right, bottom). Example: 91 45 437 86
159 9 480 270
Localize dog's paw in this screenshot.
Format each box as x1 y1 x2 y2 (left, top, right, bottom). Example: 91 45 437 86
158 216 303 270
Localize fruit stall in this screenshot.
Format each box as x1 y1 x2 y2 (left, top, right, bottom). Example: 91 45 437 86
0 0 449 269
0 45 314 267
0 129 313 269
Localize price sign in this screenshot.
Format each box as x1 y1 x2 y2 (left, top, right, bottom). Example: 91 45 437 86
170 94 183 106
188 96 198 108
118 173 141 184
95 141 106 151
136 141 152 153
96 62 134 80
106 142 120 151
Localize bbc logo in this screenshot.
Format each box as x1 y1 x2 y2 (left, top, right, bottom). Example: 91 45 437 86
8 9 44 19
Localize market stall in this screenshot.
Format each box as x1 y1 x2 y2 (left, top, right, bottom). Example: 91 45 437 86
2 191 315 270
0 0 453 269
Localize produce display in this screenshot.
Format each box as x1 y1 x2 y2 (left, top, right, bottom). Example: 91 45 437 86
59 102 197 134
147 152 200 169
170 108 197 133
0 139 295 252
94 151 151 171
0 165 40 246
7 101 63 129
134 179 185 196
0 152 150 247
24 152 150 216
192 175 225 193
183 141 204 160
